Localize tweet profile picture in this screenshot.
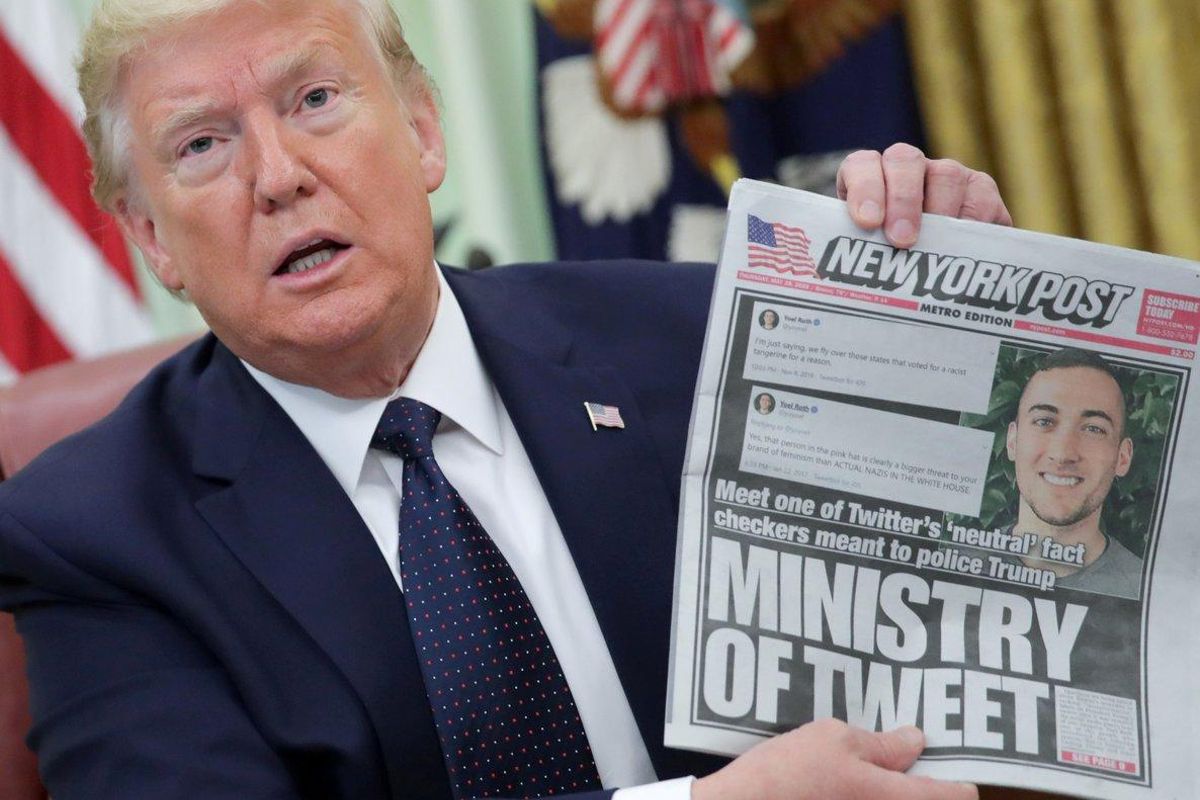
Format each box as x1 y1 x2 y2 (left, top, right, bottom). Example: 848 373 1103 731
758 309 780 330
754 392 776 415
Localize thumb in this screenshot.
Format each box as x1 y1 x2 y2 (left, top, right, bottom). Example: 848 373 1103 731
860 725 925 772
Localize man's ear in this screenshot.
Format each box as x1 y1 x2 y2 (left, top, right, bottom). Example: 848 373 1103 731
1006 420 1018 462
1116 437 1133 478
406 86 446 194
115 196 183 291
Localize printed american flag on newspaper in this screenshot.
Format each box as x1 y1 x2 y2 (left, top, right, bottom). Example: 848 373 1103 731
747 214 817 277
584 402 626 430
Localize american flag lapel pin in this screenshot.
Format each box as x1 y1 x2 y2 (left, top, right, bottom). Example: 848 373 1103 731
584 402 625 431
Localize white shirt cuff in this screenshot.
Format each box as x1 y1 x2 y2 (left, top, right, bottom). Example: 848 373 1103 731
612 775 695 800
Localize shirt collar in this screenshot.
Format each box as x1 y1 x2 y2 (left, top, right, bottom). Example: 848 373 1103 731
241 267 505 497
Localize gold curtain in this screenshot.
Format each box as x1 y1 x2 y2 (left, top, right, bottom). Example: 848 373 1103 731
905 0 1200 261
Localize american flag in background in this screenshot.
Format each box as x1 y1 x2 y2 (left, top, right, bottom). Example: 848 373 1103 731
0 2 154 385
594 0 755 114
747 214 817 276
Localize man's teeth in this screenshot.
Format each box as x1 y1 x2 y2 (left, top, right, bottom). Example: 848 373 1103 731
286 247 337 274
1042 473 1082 487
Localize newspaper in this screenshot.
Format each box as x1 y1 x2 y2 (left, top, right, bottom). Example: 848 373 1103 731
666 180 1200 799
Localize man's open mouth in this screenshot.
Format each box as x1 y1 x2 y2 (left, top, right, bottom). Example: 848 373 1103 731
1040 473 1083 487
275 239 350 275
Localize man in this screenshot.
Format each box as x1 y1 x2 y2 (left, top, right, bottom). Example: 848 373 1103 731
758 309 779 330
1005 348 1141 599
754 392 776 415
0 0 1010 797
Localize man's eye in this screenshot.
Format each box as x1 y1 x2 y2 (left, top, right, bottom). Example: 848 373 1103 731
303 88 330 109
184 136 214 156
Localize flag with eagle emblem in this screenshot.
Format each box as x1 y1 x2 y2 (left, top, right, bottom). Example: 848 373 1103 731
535 0 925 263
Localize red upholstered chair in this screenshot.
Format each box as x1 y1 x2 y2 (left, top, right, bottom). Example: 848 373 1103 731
0 611 39 800
0 336 194 800
0 336 1064 800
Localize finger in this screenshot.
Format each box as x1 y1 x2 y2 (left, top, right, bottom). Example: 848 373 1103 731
868 768 980 800
923 158 971 217
836 149 885 228
881 142 927 248
848 724 925 771
962 169 1013 226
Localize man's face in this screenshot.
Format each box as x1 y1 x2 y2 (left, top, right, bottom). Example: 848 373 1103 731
1006 366 1133 530
116 0 446 393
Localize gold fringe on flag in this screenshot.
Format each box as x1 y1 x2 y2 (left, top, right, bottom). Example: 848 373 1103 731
906 0 1200 260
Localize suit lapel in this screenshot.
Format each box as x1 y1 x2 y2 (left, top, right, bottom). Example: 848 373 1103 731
189 343 444 798
182 264 713 787
447 269 683 768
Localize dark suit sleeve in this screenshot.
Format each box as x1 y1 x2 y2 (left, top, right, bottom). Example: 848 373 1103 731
0 513 302 800
10 602 628 800
0 508 641 800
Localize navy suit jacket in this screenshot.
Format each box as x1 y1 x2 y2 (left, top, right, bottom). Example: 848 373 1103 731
0 261 727 798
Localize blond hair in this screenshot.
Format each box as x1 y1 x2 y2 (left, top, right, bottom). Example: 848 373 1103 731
78 0 428 211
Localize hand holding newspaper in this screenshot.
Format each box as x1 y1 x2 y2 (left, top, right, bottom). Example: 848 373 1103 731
667 180 1200 799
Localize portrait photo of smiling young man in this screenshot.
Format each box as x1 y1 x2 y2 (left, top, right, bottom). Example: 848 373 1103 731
1004 348 1142 600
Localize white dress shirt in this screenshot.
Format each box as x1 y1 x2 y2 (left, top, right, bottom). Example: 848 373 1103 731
242 270 692 800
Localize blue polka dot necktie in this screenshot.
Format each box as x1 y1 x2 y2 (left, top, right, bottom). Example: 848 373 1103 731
372 398 602 799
